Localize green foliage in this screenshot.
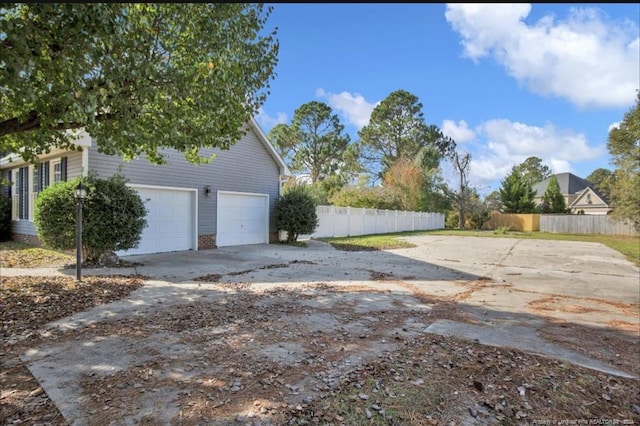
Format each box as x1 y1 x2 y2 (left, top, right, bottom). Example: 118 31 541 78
329 186 401 211
493 226 510 235
33 173 147 262
268 101 357 183
540 175 568 213
357 89 455 181
469 207 491 230
609 170 640 228
444 190 490 230
422 182 452 213
33 181 76 250
0 4 279 164
307 175 347 205
0 195 11 241
499 167 537 213
275 185 318 243
484 190 503 212
445 210 459 229
586 168 614 200
607 93 640 228
608 93 640 171
414 146 453 213
512 156 552 186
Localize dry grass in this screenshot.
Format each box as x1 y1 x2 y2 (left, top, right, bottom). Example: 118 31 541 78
0 242 74 268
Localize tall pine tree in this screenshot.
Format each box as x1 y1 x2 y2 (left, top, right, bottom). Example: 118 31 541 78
499 167 536 213
540 175 567 213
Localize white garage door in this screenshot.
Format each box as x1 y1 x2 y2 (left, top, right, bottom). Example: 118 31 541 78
118 186 196 256
217 191 269 247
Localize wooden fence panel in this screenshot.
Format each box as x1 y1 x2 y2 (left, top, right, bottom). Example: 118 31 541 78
540 215 639 236
484 213 541 232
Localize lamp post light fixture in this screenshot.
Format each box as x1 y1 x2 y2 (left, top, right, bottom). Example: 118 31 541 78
74 182 88 282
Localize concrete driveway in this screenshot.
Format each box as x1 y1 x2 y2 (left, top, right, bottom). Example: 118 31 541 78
118 235 639 329
19 235 640 424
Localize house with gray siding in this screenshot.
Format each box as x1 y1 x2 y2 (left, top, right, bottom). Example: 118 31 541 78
0 118 290 255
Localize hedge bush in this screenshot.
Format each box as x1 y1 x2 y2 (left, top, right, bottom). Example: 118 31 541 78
275 185 318 244
34 173 147 263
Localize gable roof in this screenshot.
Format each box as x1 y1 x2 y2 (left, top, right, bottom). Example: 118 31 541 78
569 186 610 209
248 117 291 176
533 172 593 197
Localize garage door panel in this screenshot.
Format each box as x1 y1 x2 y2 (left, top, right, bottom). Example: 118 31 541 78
217 192 268 247
118 187 195 256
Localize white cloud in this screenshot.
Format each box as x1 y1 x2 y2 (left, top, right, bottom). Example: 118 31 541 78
608 121 622 132
549 159 573 174
442 119 476 143
256 107 288 130
467 119 604 186
445 4 640 108
316 88 378 129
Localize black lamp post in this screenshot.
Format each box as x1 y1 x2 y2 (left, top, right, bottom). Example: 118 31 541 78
74 182 87 282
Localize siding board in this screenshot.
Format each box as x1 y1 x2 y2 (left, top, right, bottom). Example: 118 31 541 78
88 130 281 235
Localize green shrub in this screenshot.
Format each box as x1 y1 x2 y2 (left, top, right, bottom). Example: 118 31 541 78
0 195 11 241
275 185 318 244
493 226 510 235
469 208 491 230
329 186 401 210
445 210 459 229
34 173 147 263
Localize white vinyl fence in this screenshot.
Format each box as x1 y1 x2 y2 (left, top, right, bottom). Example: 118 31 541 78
310 205 444 238
540 214 639 236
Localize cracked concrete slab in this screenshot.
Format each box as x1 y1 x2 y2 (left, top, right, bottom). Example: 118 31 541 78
425 319 635 379
13 235 640 424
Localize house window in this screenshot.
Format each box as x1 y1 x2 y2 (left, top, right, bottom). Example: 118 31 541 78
52 160 62 183
32 166 39 194
9 157 65 221
16 166 29 220
586 193 592 204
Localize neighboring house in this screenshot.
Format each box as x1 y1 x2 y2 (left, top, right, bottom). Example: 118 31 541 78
0 118 291 255
532 172 612 215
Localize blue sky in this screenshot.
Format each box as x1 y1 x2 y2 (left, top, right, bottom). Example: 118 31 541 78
255 3 639 195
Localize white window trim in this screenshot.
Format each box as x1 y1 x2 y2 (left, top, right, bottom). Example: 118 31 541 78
51 159 62 184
